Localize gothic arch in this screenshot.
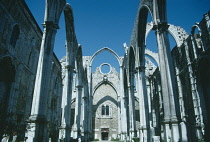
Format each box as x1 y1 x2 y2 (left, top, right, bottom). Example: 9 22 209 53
64 4 76 44
44 0 66 25
10 24 20 48
95 96 118 109
191 24 202 35
0 56 16 137
93 81 118 97
145 23 189 47
76 45 85 87
127 46 136 84
168 24 189 47
129 1 182 141
191 24 205 52
130 0 168 65
89 47 121 67
137 5 154 64
128 46 136 76
0 56 16 83
145 49 159 66
123 69 129 98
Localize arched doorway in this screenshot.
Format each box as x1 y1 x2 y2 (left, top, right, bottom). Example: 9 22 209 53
0 57 15 138
92 82 119 141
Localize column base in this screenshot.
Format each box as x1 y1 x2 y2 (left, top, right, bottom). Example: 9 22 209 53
129 129 137 140
180 121 188 142
25 122 48 142
120 132 128 141
139 127 149 142
25 115 48 142
58 125 71 142
152 136 160 142
72 125 79 139
162 120 180 142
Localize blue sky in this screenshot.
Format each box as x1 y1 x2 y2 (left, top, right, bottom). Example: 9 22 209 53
25 0 209 72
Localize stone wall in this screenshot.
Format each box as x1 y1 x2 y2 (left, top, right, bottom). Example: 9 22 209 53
92 65 120 140
0 1 63 141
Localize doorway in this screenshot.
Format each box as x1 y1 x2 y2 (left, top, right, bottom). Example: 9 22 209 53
101 128 109 140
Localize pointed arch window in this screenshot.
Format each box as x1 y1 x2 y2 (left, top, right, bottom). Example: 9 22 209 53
10 24 20 48
105 106 109 115
101 104 110 116
102 105 105 115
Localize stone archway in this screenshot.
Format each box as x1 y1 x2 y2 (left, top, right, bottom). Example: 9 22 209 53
0 57 15 139
92 83 119 141
89 47 121 67
26 1 79 141
129 0 181 141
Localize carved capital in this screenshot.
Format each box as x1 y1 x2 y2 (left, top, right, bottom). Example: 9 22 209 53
82 96 87 100
155 22 169 33
204 12 210 21
65 65 74 70
123 96 128 100
76 85 83 90
42 21 59 30
128 85 135 89
136 66 146 72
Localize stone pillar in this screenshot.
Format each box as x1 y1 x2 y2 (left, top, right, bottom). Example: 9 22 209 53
136 66 150 142
59 64 74 142
204 12 210 29
119 66 128 140
184 41 204 139
7 63 23 116
150 79 156 139
72 85 83 139
155 23 180 142
24 74 36 118
88 95 93 140
26 21 58 142
117 98 121 138
157 80 165 140
128 83 137 139
80 84 88 142
7 40 27 120
173 61 188 141
87 64 93 140
190 36 198 59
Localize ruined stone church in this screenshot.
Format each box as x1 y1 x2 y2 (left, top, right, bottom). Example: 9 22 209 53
0 0 210 142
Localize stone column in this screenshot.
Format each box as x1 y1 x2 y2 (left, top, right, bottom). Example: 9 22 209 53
80 84 88 142
7 37 26 121
173 59 188 141
155 23 180 142
117 97 121 138
87 64 93 140
136 66 150 142
26 21 58 141
7 62 23 116
184 42 204 139
204 12 210 28
59 64 74 142
190 36 198 59
72 85 83 139
128 83 137 139
150 78 160 141
24 74 35 118
119 66 128 140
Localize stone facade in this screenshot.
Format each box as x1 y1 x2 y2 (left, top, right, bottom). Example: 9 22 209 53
92 65 119 141
0 0 63 141
0 0 210 142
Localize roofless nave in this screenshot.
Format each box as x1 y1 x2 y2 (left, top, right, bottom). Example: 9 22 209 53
0 0 210 142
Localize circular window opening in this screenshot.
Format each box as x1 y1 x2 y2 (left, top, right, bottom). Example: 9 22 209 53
100 64 111 74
